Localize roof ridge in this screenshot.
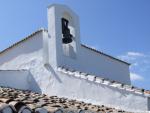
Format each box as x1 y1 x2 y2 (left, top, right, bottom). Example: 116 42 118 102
81 44 130 65
0 28 45 55
57 66 150 97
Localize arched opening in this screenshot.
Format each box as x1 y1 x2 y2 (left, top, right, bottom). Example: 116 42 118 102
61 12 77 59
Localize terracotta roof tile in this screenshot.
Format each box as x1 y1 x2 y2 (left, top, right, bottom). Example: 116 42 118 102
0 87 132 113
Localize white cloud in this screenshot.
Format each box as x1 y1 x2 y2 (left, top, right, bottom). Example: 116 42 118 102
117 52 150 82
117 52 150 65
132 62 138 66
127 52 145 57
130 73 144 81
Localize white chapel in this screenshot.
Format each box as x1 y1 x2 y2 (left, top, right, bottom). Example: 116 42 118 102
0 4 149 112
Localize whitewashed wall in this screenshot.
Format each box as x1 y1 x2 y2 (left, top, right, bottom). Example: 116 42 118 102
47 70 149 112
0 31 43 65
0 70 29 90
58 45 131 84
0 70 40 92
80 46 130 84
0 48 149 112
0 31 43 93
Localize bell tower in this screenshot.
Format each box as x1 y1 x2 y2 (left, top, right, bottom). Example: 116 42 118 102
46 4 81 68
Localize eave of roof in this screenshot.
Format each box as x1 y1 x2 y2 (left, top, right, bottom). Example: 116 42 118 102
0 28 130 65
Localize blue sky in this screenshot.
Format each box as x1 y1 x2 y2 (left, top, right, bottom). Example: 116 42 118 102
0 0 150 89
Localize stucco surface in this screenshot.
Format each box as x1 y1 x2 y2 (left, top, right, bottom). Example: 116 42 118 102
0 70 41 93
0 48 149 112
0 70 29 90
0 31 43 65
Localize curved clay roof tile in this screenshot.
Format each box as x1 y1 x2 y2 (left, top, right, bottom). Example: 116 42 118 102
0 104 16 113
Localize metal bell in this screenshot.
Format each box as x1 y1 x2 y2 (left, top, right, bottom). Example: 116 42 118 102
62 18 73 44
